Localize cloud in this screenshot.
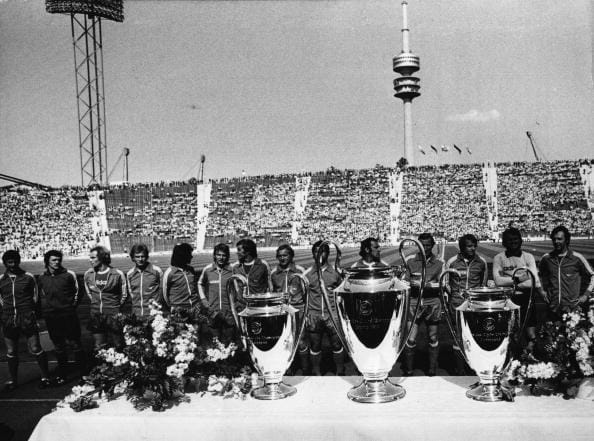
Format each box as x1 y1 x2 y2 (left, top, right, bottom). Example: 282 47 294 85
446 109 501 123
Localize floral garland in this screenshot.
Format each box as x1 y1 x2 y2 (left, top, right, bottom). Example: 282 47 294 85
58 302 254 411
506 303 594 397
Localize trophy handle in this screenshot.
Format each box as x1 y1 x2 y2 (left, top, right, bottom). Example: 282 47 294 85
511 267 536 339
438 269 469 365
399 238 427 344
226 274 248 330
317 240 350 351
286 273 310 364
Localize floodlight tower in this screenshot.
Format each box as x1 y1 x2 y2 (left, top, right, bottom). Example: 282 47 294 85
393 0 421 166
46 1 124 187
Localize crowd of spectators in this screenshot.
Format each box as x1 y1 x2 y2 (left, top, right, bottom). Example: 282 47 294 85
399 164 491 241
2 161 593 258
104 181 198 252
0 186 95 259
297 166 392 245
205 175 296 247
496 160 593 237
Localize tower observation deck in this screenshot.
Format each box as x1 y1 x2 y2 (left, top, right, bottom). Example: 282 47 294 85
393 0 420 166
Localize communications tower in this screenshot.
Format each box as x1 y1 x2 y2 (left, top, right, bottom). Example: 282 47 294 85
46 1 124 187
393 0 421 166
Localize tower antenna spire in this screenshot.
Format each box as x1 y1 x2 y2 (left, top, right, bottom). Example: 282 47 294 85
393 0 421 166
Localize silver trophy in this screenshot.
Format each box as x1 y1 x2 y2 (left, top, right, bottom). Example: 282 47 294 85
227 273 309 400
439 268 535 402
318 239 426 403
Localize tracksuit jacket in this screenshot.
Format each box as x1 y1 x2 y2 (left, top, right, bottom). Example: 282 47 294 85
0 270 38 317
232 258 272 295
539 249 594 312
198 263 234 315
304 265 342 317
270 263 307 307
126 263 163 317
162 265 200 308
37 267 79 314
444 253 488 298
83 267 127 315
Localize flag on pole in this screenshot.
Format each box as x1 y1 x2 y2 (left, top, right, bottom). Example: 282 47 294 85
466 147 472 155
418 145 426 155
441 145 450 152
430 145 438 153
453 144 462 154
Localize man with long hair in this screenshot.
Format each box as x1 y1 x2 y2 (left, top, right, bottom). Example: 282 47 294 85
37 250 86 383
0 250 51 391
304 241 344 375
163 243 201 321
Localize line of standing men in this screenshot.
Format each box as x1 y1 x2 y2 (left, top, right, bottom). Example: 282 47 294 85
1 226 593 390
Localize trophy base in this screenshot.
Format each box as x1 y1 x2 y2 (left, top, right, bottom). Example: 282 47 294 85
348 379 406 403
251 382 297 400
466 382 514 402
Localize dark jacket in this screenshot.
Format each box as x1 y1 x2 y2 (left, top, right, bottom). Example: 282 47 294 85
162 265 200 309
539 249 594 312
37 267 79 314
0 270 38 317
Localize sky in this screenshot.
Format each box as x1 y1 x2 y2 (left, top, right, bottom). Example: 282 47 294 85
0 0 592 187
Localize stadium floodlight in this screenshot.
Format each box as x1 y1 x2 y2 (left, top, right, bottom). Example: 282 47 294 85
46 0 124 23
46 1 124 186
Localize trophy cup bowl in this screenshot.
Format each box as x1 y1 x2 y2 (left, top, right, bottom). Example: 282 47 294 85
319 239 426 403
227 275 309 400
439 270 533 402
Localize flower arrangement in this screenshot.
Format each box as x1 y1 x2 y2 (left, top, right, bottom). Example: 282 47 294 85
506 304 594 398
58 302 254 411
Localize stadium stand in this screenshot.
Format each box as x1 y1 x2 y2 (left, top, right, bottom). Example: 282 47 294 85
496 160 593 237
297 166 392 245
398 163 491 241
2 160 593 258
204 174 296 249
0 186 95 259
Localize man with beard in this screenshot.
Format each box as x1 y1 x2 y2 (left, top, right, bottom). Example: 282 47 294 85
351 237 390 268
539 225 593 319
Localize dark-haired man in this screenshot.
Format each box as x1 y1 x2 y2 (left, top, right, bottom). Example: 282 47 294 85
304 241 344 375
402 233 444 376
539 225 594 318
38 250 86 383
444 234 488 374
351 237 389 268
0 250 50 391
271 244 309 373
232 238 272 296
198 243 236 343
83 246 127 352
493 228 542 352
126 244 163 319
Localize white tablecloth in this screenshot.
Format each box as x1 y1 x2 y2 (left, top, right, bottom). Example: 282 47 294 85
29 376 594 441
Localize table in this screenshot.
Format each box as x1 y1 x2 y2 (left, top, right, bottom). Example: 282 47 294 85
28 376 594 441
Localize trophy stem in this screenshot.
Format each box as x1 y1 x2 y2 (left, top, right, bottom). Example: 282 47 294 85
465 375 513 402
251 381 297 400
348 375 406 403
